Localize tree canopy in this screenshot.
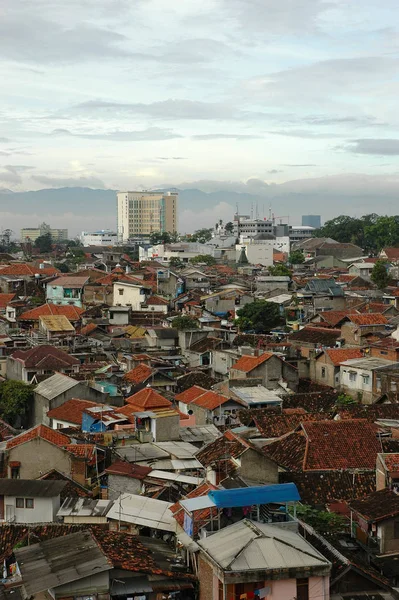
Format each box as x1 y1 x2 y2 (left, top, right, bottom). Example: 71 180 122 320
149 231 179 245
314 213 399 252
34 232 53 253
289 250 305 264
371 260 389 289
268 263 291 276
190 255 216 266
235 300 282 333
189 228 213 244
0 380 34 427
172 315 199 330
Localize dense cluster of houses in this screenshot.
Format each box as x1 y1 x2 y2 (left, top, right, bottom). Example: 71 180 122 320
2 242 399 599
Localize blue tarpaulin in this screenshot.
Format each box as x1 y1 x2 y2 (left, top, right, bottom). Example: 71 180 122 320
208 483 300 508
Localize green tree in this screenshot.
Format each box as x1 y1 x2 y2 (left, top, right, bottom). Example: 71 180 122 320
268 263 291 276
150 231 172 245
235 300 282 333
169 257 183 268
172 315 199 330
54 262 70 273
0 380 34 427
34 233 53 253
190 228 213 243
289 250 305 264
190 254 216 266
225 222 234 234
293 505 347 536
336 393 357 406
371 260 389 289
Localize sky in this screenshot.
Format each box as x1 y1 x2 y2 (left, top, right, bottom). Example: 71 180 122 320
2 0 399 232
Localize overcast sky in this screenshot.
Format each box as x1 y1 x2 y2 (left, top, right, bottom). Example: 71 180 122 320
2 0 399 229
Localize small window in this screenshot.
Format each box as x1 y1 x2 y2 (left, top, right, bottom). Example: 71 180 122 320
349 372 357 382
25 499 34 509
391 381 397 392
394 520 399 539
376 377 382 391
321 367 326 378
118 289 124 296
11 466 20 479
16 498 24 508
362 375 370 385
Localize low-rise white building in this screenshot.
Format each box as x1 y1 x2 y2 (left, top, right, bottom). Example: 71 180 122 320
81 230 118 246
236 233 274 266
139 242 221 263
113 281 150 310
0 479 66 523
340 357 399 404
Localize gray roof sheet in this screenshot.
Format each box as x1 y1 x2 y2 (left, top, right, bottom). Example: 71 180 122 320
34 373 79 400
57 497 112 517
15 531 112 596
0 479 67 497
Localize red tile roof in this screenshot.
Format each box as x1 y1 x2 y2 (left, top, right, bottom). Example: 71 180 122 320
19 304 84 321
347 313 388 326
231 352 273 372
64 444 96 464
318 311 358 327
146 295 169 305
47 398 100 425
350 488 399 522
0 294 16 309
254 412 332 438
124 363 153 384
125 387 172 410
80 322 98 336
10 345 80 369
324 348 364 366
6 424 70 449
381 247 399 260
175 386 208 404
0 263 59 276
192 390 235 411
382 453 399 472
105 460 152 479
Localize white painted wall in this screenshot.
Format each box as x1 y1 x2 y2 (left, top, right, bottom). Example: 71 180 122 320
3 494 60 523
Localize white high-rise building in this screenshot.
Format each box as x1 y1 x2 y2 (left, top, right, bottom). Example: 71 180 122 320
117 191 178 242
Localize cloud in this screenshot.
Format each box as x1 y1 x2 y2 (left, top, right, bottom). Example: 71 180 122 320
74 99 237 121
0 138 10 143
4 165 34 172
192 133 262 140
0 166 24 185
0 6 131 64
269 129 342 139
346 138 399 155
267 169 283 174
51 127 182 141
31 175 106 188
156 157 186 161
130 38 237 65
283 164 318 167
180 201 234 232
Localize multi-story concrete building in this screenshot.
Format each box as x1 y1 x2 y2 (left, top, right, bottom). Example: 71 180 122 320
117 191 178 241
21 222 68 242
80 230 118 246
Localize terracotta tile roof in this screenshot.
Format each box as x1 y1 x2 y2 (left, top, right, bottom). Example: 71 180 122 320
346 313 388 326
196 430 256 469
125 387 172 410
124 363 154 384
49 276 89 287
0 263 59 276
175 386 207 404
64 444 96 464
381 453 399 472
37 469 92 498
189 336 223 353
358 302 391 314
231 352 273 372
337 404 399 421
318 311 358 327
289 327 341 345
282 390 339 413
10 345 80 368
264 432 307 471
170 482 217 535
280 470 376 505
254 411 332 438
19 304 84 321
324 348 364 366
192 390 234 411
381 247 399 260
336 275 357 283
80 322 98 335
47 398 100 425
0 293 16 309
6 424 70 449
302 419 381 470
105 460 152 479
146 295 169 305
350 488 399 522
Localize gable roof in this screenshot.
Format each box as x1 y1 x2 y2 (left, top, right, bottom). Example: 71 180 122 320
191 390 234 411
0 479 67 497
11 345 80 369
231 352 273 373
125 387 172 410
323 348 364 366
105 459 152 479
0 293 16 309
317 310 358 327
49 276 89 287
6 424 70 450
145 295 169 305
175 385 207 404
265 419 381 471
196 429 259 469
349 488 399 522
381 247 399 260
0 263 59 276
124 363 154 384
289 327 341 345
254 412 332 439
47 398 100 425
19 303 84 321
345 313 388 326
34 372 80 400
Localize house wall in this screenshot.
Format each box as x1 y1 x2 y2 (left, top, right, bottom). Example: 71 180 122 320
376 454 387 491
53 570 109 598
152 414 180 442
313 295 346 312
378 370 399 402
113 283 146 310
230 356 297 390
212 350 240 377
310 354 337 388
34 383 109 427
378 518 399 554
3 494 59 523
106 474 142 500
7 438 72 480
240 449 278 484
341 323 386 346
339 366 373 403
83 285 113 306
5 357 23 381
370 346 399 362
46 285 83 308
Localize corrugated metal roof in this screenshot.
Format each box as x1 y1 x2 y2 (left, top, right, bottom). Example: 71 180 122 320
198 519 331 572
15 531 112 596
148 470 203 485
208 483 300 508
106 494 176 532
0 479 66 497
153 441 199 459
230 386 284 405
179 425 222 444
115 443 169 462
34 373 79 400
57 497 112 517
